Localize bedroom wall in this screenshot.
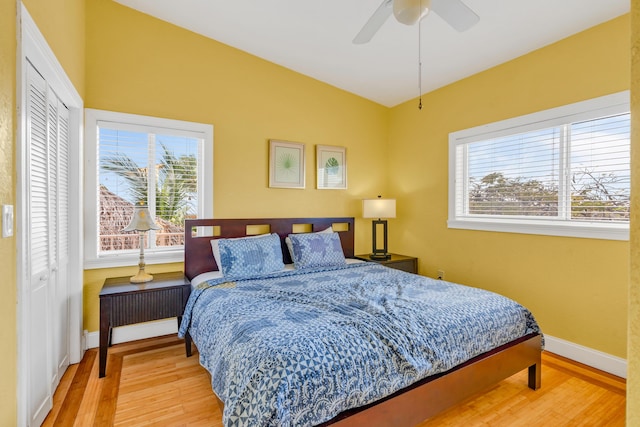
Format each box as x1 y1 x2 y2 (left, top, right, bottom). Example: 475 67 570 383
0 0 85 423
0 1 17 423
81 0 390 333
388 15 630 359
22 0 86 93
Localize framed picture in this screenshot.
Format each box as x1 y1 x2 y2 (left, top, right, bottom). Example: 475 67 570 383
316 145 347 189
269 140 305 189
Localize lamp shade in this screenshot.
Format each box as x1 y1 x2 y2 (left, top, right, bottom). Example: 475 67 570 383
393 0 431 25
363 198 396 219
123 205 160 232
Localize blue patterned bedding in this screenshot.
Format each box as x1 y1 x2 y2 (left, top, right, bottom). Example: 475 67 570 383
179 262 541 427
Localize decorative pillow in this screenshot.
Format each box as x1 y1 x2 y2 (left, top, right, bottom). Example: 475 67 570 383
285 226 332 260
211 233 267 270
215 233 284 278
287 231 346 269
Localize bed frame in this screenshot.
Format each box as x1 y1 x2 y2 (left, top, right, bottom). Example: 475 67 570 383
183 217 541 426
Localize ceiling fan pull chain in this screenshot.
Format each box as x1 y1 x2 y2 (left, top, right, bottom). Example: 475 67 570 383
418 6 423 110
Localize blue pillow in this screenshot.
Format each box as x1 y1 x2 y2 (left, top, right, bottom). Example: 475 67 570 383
217 233 285 279
288 232 346 269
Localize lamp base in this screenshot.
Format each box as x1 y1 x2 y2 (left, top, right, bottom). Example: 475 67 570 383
369 253 391 260
130 269 153 283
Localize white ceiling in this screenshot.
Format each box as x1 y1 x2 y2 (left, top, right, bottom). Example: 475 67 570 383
114 0 629 107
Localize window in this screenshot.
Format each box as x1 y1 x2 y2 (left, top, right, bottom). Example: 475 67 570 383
448 91 629 240
84 109 213 268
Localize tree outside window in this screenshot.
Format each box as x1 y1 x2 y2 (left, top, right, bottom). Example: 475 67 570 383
449 92 629 240
98 129 199 253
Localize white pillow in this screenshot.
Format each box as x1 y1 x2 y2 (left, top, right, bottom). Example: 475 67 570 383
211 233 268 271
285 226 333 260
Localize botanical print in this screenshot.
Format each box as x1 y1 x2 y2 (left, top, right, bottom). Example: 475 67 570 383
317 145 346 189
275 146 301 183
269 140 305 188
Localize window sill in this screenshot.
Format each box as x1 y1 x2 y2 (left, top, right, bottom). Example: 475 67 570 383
447 218 629 241
84 250 184 270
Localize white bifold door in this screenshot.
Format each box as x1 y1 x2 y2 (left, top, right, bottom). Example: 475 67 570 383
24 59 70 426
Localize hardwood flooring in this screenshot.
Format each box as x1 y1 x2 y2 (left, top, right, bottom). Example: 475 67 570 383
43 335 625 426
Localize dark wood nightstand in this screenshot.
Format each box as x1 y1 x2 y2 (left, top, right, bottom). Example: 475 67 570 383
355 253 418 274
99 271 192 378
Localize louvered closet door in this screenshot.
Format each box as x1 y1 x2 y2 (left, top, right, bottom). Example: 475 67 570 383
55 100 70 383
26 61 53 426
25 60 71 426
48 89 70 386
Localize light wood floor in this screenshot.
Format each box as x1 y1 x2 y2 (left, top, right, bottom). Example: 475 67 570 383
43 335 626 426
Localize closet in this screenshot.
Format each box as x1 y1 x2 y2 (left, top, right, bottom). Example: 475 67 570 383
19 5 83 426
24 60 71 426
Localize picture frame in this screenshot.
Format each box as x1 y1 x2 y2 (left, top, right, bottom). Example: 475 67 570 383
316 145 347 189
269 140 305 189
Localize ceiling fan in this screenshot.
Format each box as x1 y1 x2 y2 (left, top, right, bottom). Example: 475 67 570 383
353 0 479 44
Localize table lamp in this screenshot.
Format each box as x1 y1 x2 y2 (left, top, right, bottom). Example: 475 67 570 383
362 196 396 260
123 204 160 283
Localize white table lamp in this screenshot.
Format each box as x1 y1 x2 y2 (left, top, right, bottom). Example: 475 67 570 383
123 204 160 283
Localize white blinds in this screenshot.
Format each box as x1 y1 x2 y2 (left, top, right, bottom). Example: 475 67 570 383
461 112 630 223
97 121 201 253
467 127 561 217
569 114 630 221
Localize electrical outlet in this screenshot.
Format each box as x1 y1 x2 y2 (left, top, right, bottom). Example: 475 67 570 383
437 270 445 280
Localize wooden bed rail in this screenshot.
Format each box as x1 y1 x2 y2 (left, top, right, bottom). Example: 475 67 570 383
322 333 542 427
208 333 542 427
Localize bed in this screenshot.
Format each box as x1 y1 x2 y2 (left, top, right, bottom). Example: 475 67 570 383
179 217 542 427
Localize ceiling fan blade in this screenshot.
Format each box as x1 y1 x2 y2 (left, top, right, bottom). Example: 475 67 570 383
431 0 479 32
353 0 394 44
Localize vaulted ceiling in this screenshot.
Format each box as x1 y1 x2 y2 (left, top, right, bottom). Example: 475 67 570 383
114 0 629 107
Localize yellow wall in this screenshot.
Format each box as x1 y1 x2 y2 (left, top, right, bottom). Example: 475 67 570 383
22 0 85 97
1 0 84 423
389 15 630 358
81 0 390 332
629 1 639 424
0 0 17 423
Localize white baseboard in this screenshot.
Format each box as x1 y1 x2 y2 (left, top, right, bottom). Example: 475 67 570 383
84 318 179 350
544 335 627 379
83 323 627 379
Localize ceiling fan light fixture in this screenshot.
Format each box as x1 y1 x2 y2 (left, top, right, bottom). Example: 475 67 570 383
393 0 431 26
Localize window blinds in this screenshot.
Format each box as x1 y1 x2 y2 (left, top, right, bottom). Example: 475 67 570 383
569 114 630 221
462 112 630 222
467 127 561 217
97 121 201 253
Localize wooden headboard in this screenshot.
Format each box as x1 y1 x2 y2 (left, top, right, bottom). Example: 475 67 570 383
184 217 355 280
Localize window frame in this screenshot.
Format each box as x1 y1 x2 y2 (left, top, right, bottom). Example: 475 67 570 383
84 109 213 269
448 91 630 241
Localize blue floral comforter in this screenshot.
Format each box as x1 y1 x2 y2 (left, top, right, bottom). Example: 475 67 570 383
178 263 541 427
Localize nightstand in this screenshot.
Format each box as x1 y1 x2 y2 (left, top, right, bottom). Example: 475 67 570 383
355 253 418 274
99 271 192 378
